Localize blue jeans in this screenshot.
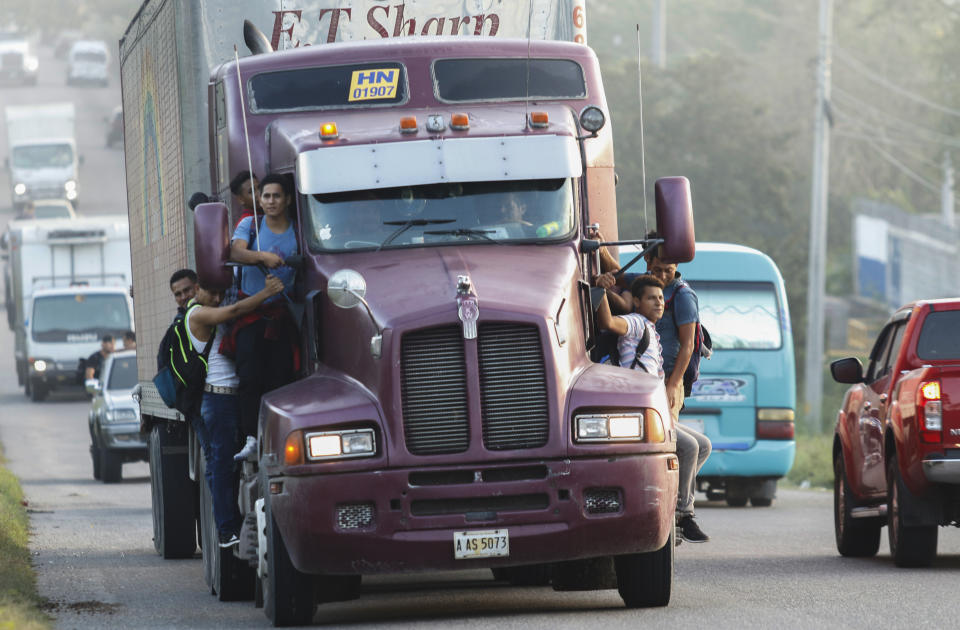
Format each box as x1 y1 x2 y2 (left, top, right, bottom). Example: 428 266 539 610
200 391 242 537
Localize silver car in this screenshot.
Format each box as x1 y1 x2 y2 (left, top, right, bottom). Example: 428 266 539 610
87 350 146 483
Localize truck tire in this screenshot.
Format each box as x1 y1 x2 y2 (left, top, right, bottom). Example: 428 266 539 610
834 455 881 557
614 526 674 608
264 485 316 626
725 496 747 507
149 423 196 559
887 456 938 567
100 448 122 483
199 455 254 602
29 379 48 402
90 442 102 481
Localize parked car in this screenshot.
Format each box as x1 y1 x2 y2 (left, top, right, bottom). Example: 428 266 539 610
831 298 960 567
86 350 145 483
32 199 76 219
105 106 122 148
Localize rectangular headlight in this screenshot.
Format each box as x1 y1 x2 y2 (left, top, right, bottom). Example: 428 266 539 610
576 414 644 443
305 428 376 461
105 408 138 423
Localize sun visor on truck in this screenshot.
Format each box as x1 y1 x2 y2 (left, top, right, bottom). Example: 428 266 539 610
297 135 581 195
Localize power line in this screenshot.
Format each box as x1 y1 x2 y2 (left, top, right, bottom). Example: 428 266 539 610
834 46 960 118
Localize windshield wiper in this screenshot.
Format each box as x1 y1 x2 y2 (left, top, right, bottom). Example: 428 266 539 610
422 229 502 244
379 218 455 250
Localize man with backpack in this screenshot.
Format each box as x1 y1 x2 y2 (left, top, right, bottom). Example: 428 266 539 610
184 274 284 547
645 232 712 543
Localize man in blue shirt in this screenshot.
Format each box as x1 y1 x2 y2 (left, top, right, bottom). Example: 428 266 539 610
646 233 712 543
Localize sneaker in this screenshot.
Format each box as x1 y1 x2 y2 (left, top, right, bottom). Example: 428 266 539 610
677 516 709 543
218 532 240 548
233 435 257 462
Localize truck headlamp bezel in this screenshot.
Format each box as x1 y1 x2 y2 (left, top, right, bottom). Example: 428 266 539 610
302 428 377 461
575 413 644 442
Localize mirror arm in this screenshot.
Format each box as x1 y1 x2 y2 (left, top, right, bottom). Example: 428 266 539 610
346 288 383 359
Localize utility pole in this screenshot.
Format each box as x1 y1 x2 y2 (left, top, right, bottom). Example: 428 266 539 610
942 152 955 228
651 0 666 69
803 0 834 431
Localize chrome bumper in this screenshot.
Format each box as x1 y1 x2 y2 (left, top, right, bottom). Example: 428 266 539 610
922 458 960 484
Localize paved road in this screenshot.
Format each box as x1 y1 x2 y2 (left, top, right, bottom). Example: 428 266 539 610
3 33 960 630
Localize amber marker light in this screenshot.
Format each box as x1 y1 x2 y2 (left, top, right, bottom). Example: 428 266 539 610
320 122 339 139
450 113 470 130
399 116 418 134
645 408 665 443
529 111 549 128
284 430 304 465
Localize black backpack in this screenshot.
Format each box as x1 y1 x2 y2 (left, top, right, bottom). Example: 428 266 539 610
664 279 712 395
597 322 651 371
153 302 212 416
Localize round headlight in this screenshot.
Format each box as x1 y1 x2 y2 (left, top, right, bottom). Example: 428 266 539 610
66 189 78 201
14 183 27 196
33 360 47 372
64 180 77 192
579 106 606 133
328 269 367 309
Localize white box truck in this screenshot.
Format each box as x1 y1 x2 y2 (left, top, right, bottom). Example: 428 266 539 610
1 216 132 401
4 103 80 210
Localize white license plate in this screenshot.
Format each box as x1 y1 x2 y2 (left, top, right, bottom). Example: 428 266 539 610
453 529 509 560
680 418 704 434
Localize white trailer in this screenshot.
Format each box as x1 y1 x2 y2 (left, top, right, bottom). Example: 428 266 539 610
4 103 79 209
1 216 132 400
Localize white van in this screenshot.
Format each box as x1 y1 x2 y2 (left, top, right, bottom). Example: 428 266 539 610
67 40 109 86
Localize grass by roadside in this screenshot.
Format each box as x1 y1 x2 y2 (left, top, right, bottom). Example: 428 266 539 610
785 431 833 489
0 446 51 630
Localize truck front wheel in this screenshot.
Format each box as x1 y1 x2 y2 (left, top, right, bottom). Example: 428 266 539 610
149 423 197 558
834 454 881 557
29 379 48 402
614 525 674 608
887 456 938 567
263 484 316 626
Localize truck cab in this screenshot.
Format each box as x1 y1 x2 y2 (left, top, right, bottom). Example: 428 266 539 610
2 216 132 400
190 37 694 623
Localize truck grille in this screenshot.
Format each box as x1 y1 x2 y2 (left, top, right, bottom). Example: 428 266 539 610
400 323 549 455
478 323 549 450
401 326 470 455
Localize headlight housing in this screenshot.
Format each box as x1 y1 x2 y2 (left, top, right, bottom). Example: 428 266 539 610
14 183 27 196
104 408 139 423
575 410 665 443
285 428 377 465
64 180 77 192
31 359 49 372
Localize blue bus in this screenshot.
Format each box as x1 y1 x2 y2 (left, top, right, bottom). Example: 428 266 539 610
619 243 796 507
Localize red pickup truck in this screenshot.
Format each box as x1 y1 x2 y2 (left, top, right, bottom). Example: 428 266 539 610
831 299 960 567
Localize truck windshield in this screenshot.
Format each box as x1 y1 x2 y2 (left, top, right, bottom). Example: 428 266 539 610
107 355 137 390
31 294 130 342
304 179 574 251
73 51 106 63
12 144 73 169
688 281 783 350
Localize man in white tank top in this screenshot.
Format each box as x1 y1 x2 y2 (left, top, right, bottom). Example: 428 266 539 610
186 275 282 547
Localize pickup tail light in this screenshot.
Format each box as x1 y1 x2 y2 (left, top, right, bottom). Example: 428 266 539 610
918 380 942 443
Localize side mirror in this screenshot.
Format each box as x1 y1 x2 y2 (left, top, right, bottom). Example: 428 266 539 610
654 176 695 264
830 357 864 384
193 202 233 291
85 378 102 395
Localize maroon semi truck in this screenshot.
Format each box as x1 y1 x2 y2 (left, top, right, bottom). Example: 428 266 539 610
831 299 960 567
121 1 695 624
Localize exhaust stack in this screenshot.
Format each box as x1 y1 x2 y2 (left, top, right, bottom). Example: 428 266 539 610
243 19 273 55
